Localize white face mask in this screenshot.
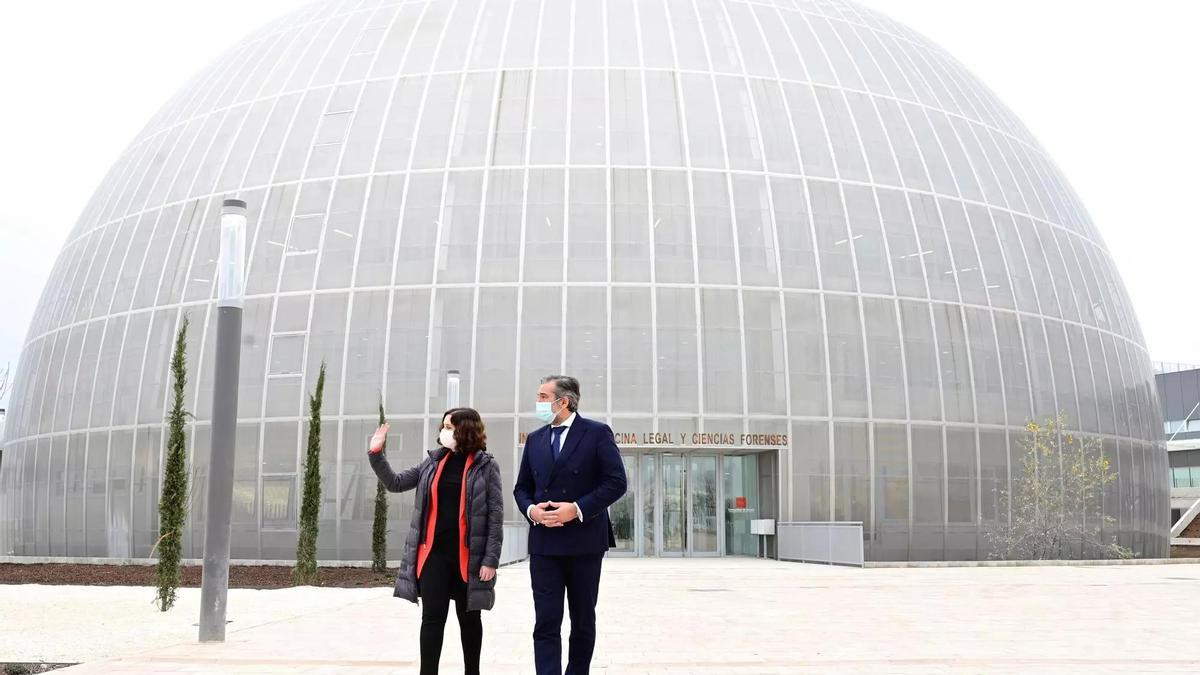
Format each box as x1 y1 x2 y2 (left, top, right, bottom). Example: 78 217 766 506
438 428 457 449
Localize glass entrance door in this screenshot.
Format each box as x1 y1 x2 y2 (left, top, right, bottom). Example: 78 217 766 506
660 455 687 555
689 455 719 555
613 452 723 557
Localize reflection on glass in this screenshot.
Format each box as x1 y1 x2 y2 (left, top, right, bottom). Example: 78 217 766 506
662 455 685 554
642 454 656 556
691 456 719 554
611 455 636 553
724 455 759 556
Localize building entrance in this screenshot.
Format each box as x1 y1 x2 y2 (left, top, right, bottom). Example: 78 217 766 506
609 451 768 557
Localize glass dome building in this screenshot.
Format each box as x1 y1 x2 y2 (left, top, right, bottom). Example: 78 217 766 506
0 0 1168 561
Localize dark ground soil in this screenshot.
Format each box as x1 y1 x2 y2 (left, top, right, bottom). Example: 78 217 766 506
0 563 396 589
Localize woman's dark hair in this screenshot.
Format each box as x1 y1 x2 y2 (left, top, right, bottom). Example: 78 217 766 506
437 407 487 453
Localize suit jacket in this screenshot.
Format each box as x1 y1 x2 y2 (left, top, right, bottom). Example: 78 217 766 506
513 415 628 556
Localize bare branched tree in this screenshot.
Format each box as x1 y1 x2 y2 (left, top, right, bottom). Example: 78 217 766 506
987 414 1133 561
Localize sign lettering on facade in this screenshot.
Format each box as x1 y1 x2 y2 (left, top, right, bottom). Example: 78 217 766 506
517 431 789 448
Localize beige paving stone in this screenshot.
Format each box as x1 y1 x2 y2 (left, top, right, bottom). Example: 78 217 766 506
5 558 1197 673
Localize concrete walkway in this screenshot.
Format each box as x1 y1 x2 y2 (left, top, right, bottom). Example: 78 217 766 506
5 558 1198 673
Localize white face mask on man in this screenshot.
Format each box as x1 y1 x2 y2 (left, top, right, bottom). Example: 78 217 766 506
438 428 457 449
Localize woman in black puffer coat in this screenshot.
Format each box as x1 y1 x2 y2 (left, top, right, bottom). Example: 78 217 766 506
368 407 504 675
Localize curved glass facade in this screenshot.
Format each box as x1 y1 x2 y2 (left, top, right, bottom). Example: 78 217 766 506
0 0 1168 560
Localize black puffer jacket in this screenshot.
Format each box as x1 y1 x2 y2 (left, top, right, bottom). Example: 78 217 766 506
369 446 504 612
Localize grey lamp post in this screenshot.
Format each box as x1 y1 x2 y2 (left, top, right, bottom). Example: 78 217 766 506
199 198 247 642
446 370 460 409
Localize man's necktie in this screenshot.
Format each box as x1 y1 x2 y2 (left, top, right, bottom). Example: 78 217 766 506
551 426 565 461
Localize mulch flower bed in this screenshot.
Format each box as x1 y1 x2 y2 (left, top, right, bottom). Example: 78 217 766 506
0 563 396 589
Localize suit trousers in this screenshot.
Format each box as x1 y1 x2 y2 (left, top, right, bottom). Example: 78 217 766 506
530 552 605 675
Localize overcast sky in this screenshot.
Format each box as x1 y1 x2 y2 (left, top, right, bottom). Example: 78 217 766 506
1 0 1198 409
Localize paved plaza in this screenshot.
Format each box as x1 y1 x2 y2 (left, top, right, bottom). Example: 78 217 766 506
3 558 1198 674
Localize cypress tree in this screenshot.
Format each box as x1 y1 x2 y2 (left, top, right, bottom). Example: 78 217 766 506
155 316 190 611
294 362 325 585
371 395 388 573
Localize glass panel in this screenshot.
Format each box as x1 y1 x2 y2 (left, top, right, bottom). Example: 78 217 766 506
995 311 1032 426
979 429 1008 557
1021 316 1056 421
743 292 786 415
566 287 608 411
933 303 974 424
785 293 827 417
1045 320 1079 428
609 70 646 166
845 91 900 187
751 79 800 174
791 421 829 521
900 300 941 421
732 175 777 287
781 82 835 178
814 86 868 182
724 454 760 556
873 423 909 561
343 291 389 415
662 455 685 554
656 287 699 414
771 177 818 289
693 173 737 284
492 71 530 165
394 173 442 285
107 432 132 558
964 307 1005 425
642 453 656 555
84 432 108 556
519 286 563 398
652 170 694 284
863 297 906 420
231 423 259 560
567 169 607 282
111 312 150 426
427 288 474 413
262 476 297 529
690 456 718 554
844 185 891 295
530 70 567 165
611 455 636 553
810 181 855 292
612 288 653 413
437 171 484 284
65 434 86 556
826 294 868 418
479 169 523 282
946 428 978 561
833 423 870 540
717 76 761 171
910 193 957 302
450 72 496 168
305 294 348 416
473 287 518 413
701 289 744 415
911 426 945 560
571 69 606 164
612 169 651 282
645 71 684 167
386 289 431 415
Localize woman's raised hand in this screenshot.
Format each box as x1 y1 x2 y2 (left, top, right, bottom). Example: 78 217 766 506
369 423 390 454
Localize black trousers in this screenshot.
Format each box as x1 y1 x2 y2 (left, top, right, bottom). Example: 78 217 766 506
419 551 482 675
530 553 604 675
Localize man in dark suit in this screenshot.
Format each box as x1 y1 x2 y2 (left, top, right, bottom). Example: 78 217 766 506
514 375 628 675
